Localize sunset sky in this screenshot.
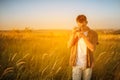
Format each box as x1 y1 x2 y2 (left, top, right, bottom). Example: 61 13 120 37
0 0 120 30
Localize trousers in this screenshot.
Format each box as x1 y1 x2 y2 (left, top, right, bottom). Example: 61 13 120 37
72 66 92 80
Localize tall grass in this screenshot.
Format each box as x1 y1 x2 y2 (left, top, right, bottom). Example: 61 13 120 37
0 30 120 80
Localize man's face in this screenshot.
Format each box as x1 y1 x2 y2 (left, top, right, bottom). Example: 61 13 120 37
77 22 84 27
77 21 87 28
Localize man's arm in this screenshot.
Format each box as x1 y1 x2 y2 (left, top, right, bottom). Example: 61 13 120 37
67 28 78 49
78 31 98 52
82 35 95 52
67 33 76 49
82 32 98 68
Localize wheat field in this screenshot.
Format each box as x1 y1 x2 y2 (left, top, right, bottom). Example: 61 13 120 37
0 30 120 80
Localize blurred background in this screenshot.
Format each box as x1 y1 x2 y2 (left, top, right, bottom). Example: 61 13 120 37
0 0 120 30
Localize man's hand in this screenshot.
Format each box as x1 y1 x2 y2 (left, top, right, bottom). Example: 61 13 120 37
72 27 78 34
76 31 84 38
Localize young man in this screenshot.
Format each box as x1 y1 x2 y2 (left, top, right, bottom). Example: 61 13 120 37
68 15 98 80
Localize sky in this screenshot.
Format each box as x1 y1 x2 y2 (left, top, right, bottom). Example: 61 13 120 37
0 0 120 30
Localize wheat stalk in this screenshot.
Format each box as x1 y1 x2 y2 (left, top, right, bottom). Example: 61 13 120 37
1 67 14 78
41 65 49 76
55 66 61 74
22 53 30 59
16 61 26 67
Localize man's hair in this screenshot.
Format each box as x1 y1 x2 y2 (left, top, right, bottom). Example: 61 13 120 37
76 14 87 23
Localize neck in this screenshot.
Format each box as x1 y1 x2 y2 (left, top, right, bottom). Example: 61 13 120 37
80 26 89 32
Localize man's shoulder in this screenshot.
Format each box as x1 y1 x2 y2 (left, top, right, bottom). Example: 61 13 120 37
89 29 98 36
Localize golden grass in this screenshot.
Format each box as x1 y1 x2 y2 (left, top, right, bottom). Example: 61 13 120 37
0 30 120 80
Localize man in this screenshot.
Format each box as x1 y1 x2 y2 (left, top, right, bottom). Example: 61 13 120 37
68 14 98 80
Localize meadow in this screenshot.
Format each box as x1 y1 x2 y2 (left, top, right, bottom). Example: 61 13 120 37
0 29 120 80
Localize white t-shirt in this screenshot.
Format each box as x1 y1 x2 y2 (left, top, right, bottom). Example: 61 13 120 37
76 31 88 68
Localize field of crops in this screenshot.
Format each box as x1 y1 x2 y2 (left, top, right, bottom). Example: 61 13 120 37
0 30 120 80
